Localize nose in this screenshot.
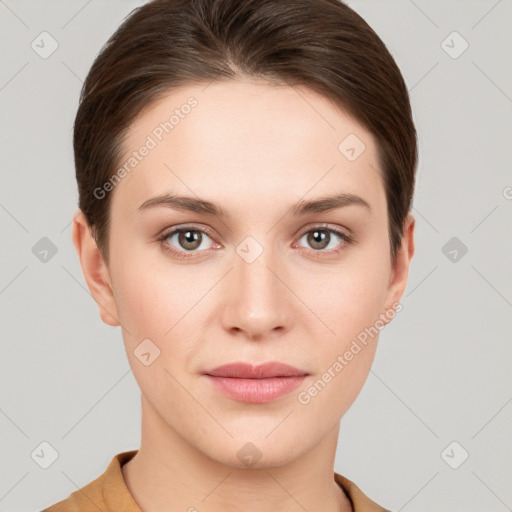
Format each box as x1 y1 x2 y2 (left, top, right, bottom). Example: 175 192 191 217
220 244 291 341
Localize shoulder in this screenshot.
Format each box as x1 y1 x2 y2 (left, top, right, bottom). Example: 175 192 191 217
40 450 139 512
40 469 107 512
334 472 392 512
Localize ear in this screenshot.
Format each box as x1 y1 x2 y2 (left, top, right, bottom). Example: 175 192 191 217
71 209 120 327
382 212 415 320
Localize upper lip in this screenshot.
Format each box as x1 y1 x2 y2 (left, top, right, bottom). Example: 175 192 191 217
203 362 308 379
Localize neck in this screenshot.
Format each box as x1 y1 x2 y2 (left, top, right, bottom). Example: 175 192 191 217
122 395 353 512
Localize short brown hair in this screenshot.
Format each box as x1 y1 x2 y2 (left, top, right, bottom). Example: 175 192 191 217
74 0 417 265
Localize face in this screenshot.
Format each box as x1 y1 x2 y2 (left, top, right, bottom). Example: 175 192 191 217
75 78 414 469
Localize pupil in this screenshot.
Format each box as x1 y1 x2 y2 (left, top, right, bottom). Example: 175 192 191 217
181 230 200 249
310 230 328 249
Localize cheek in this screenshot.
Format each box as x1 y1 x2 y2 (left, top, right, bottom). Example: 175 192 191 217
110 239 205 339
108 251 203 404
313 260 390 347
297 267 389 422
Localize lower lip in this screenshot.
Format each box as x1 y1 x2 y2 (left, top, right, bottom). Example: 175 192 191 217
203 375 307 403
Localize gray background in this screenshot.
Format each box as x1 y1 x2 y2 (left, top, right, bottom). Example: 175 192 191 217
1 0 511 511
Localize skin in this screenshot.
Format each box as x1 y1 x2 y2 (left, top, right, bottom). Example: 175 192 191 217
72 78 414 512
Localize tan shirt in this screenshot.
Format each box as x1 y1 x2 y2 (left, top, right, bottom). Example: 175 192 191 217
42 450 390 512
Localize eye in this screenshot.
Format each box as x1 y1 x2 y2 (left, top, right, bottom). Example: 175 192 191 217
157 223 354 261
295 225 353 257
158 225 218 259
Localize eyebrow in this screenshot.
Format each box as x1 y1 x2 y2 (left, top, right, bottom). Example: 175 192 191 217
137 192 372 218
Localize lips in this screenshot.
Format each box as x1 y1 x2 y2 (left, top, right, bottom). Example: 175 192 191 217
203 362 308 379
202 362 309 403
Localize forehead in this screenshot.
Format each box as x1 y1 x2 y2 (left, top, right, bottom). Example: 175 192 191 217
111 79 385 217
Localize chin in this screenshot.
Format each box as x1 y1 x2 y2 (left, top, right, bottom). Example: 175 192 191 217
202 435 306 471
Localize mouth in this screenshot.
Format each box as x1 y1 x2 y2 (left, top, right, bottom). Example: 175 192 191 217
202 362 309 403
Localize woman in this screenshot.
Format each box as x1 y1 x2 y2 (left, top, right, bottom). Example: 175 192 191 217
43 0 416 510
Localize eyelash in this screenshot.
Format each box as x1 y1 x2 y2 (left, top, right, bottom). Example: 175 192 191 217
157 223 355 260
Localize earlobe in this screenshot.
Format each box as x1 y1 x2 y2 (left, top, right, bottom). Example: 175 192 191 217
71 209 120 327
383 212 415 318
